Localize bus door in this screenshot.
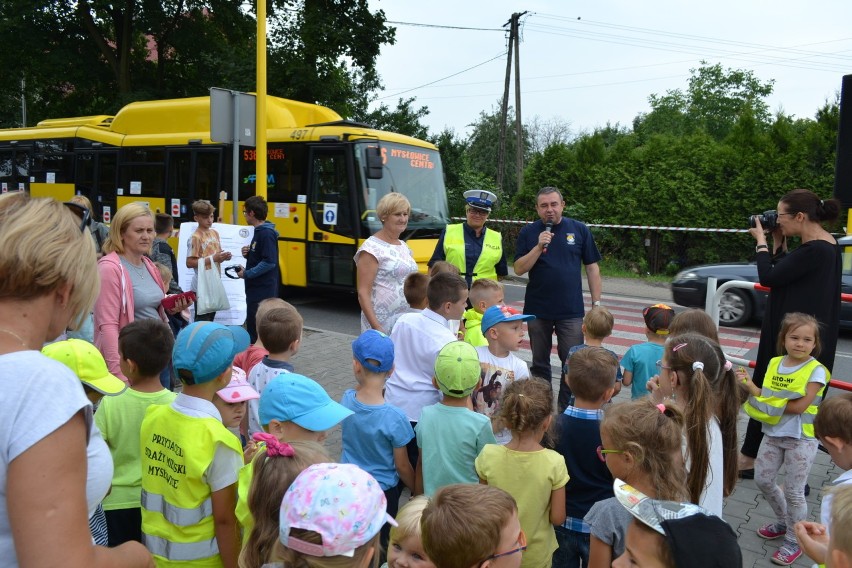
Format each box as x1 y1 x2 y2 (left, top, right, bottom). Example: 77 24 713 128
75 150 118 223
165 147 224 225
305 145 359 288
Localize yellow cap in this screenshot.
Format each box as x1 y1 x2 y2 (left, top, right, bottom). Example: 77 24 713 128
42 339 127 395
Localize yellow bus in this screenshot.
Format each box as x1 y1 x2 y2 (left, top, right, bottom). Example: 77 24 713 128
0 95 448 289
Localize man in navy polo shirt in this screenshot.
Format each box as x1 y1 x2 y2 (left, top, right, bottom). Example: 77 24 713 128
514 187 602 399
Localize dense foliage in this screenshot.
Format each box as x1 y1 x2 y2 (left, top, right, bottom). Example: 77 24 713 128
0 0 393 124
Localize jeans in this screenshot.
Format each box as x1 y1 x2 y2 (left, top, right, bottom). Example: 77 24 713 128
553 526 590 568
527 317 583 409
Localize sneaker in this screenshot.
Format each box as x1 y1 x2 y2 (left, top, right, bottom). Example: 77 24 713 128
758 522 787 539
771 543 802 565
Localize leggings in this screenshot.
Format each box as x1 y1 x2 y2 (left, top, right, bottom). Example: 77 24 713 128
754 434 818 541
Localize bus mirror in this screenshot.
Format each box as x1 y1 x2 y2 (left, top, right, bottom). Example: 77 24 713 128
366 146 383 180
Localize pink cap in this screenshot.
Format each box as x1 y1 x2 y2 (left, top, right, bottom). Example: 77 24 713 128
216 367 259 403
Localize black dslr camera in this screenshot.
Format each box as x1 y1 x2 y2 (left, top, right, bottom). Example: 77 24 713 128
749 210 778 231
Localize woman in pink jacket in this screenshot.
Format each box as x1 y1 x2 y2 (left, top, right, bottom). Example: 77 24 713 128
94 203 190 383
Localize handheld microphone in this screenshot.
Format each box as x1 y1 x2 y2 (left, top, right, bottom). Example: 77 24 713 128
542 222 553 254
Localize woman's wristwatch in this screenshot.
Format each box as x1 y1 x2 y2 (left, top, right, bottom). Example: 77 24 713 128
755 244 769 252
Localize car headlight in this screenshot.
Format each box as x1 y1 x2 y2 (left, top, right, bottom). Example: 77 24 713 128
675 271 699 281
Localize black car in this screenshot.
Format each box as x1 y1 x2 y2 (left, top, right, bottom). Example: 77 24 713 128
671 236 852 327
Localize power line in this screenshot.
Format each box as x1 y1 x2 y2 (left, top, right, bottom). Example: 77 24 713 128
376 52 507 100
386 20 503 32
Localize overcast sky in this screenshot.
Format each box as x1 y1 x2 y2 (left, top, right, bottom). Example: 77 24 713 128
368 1 852 138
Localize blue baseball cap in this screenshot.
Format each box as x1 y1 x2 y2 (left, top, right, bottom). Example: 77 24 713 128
258 373 353 431
352 329 394 373
463 189 498 212
172 322 251 385
481 304 536 333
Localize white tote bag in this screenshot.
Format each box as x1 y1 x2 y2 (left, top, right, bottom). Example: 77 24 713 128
196 256 230 315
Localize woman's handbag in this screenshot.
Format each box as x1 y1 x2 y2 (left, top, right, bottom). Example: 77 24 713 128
196 256 230 315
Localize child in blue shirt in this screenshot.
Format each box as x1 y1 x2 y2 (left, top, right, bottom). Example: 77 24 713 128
622 303 674 399
340 329 415 554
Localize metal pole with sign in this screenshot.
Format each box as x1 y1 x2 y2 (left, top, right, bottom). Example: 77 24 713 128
210 88 256 223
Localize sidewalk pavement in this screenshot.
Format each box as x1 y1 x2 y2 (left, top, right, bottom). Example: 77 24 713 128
292 276 830 568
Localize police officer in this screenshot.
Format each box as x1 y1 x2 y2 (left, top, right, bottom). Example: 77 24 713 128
429 189 507 287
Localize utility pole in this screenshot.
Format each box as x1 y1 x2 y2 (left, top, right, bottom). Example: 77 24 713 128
513 14 524 195
496 12 526 194
496 19 514 192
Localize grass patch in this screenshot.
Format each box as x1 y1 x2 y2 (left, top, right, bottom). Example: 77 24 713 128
597 257 671 283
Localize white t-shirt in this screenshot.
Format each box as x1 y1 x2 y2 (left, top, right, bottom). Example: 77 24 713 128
86 422 114 520
684 416 724 517
386 309 456 422
247 357 294 436
473 346 530 444
0 351 92 564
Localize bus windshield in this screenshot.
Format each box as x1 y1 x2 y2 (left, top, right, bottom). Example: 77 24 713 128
355 141 449 237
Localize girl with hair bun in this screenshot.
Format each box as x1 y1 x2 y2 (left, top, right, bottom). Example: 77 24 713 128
475 378 569 568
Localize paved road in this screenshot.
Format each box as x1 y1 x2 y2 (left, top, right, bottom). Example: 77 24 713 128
288 276 846 568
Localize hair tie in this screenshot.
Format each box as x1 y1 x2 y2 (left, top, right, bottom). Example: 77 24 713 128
656 403 666 414
723 360 733 371
692 361 704 371
252 432 295 458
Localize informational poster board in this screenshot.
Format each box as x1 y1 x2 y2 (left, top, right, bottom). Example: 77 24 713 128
177 222 254 326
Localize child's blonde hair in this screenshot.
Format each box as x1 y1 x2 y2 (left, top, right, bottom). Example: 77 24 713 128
601 399 688 501
421 484 517 568
428 260 460 277
776 312 821 357
583 306 614 340
566 347 618 402
389 496 429 548
239 437 329 568
499 378 552 435
155 262 172 292
469 279 502 308
830 484 852 558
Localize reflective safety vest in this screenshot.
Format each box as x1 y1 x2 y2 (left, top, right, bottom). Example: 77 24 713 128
462 307 487 347
444 223 502 283
140 403 243 567
743 356 827 439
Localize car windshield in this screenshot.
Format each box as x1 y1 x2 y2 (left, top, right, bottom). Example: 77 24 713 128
354 142 449 238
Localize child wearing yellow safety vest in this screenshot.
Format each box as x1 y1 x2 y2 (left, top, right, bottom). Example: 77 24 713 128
741 312 828 567
140 321 250 568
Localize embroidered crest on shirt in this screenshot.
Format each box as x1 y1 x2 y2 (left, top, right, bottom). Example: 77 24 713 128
566 233 576 245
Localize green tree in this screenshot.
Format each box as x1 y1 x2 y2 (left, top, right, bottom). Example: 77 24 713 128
354 97 430 139
0 0 395 126
466 103 530 198
635 61 775 141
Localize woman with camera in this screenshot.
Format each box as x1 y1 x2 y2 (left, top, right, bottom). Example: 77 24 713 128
738 189 842 478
